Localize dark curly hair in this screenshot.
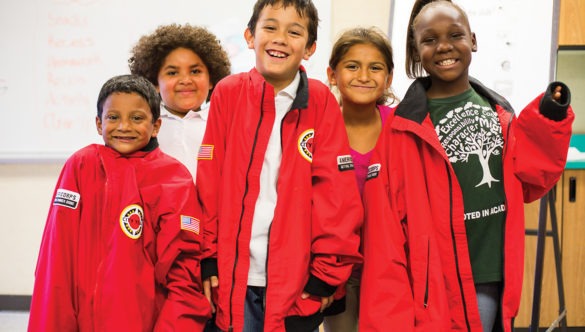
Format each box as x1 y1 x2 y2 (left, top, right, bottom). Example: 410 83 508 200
97 74 160 123
128 24 231 101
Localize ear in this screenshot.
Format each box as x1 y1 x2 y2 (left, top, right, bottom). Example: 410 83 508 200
471 32 478 52
95 116 103 135
151 118 162 138
303 42 317 61
244 28 255 50
326 67 337 86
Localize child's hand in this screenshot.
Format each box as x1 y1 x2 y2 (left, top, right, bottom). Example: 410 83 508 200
301 291 335 312
203 276 219 313
552 85 563 102
539 81 570 121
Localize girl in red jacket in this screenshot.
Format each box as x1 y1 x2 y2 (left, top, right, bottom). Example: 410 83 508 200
359 1 574 331
323 26 396 332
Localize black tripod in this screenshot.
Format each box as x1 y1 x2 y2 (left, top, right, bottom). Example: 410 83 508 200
525 187 567 332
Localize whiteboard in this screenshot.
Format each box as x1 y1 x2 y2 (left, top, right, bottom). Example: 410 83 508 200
0 0 331 161
389 0 558 113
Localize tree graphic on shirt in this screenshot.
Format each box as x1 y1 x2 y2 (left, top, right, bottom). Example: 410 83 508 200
436 102 504 188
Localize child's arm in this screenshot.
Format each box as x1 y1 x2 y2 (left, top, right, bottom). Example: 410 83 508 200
303 90 363 305
153 178 211 331
195 85 228 312
28 158 81 331
514 81 574 202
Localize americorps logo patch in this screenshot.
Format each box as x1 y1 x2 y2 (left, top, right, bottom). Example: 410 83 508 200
53 189 80 209
366 163 382 180
337 155 354 171
298 129 314 162
119 204 144 240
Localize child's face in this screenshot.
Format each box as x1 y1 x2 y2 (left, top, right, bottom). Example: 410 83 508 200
95 92 161 156
413 4 477 95
244 4 316 92
327 43 392 108
156 47 212 117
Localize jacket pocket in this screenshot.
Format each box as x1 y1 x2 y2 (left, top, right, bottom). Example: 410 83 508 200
413 235 430 309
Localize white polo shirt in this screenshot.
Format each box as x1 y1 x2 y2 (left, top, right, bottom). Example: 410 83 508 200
156 102 209 184
248 72 301 287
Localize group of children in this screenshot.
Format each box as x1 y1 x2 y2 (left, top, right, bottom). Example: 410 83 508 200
28 0 574 331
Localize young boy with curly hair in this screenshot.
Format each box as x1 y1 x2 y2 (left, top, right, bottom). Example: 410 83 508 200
129 24 231 182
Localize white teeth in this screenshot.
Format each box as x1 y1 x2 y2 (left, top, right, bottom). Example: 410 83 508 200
268 50 286 58
438 59 456 66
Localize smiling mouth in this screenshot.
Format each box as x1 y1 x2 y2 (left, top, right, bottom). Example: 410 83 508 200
437 59 457 66
113 136 136 141
267 50 288 58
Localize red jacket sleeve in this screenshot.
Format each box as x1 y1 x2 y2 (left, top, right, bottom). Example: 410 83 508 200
513 83 574 202
306 89 363 293
153 173 211 331
28 157 81 332
196 85 228 279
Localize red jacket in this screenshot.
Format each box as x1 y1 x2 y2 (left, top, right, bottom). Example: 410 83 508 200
196 68 363 331
359 78 574 332
29 142 210 332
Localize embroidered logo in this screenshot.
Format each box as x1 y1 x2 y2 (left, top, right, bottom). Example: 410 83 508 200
197 144 214 160
297 129 314 162
53 189 80 209
180 215 200 234
337 155 354 171
119 204 143 239
366 163 381 180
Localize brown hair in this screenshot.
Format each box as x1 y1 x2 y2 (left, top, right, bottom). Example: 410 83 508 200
247 0 319 47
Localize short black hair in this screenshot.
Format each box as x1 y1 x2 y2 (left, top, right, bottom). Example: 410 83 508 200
96 74 160 122
247 0 319 47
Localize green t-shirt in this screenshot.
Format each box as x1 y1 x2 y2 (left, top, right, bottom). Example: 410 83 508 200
428 88 505 283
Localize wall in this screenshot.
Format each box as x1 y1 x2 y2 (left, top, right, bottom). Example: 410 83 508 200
559 0 585 45
557 50 585 134
0 0 391 300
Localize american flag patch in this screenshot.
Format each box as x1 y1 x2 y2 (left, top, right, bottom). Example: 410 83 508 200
180 215 200 234
197 144 214 160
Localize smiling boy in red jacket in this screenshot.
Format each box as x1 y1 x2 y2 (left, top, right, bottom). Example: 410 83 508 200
196 1 363 331
29 74 210 331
